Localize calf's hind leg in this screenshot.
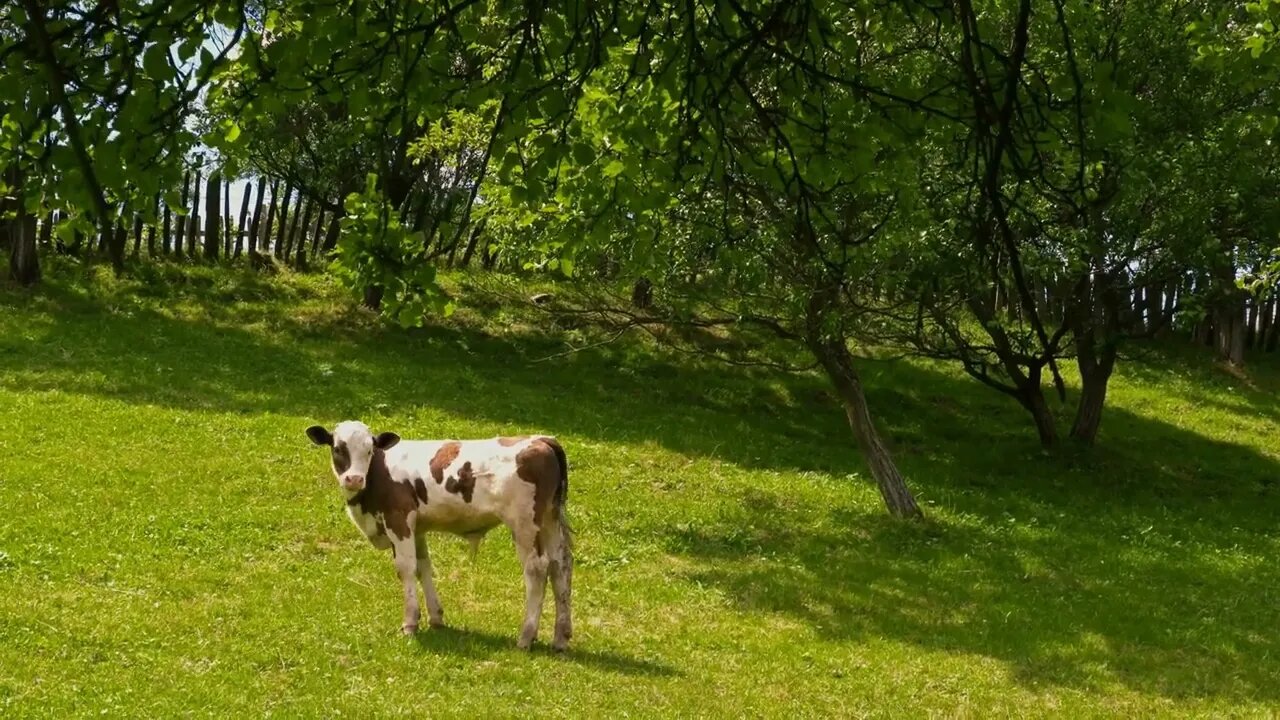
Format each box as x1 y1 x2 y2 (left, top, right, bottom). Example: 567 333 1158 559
511 523 549 650
544 519 573 651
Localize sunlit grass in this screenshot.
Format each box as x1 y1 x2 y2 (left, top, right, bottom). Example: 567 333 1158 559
1 258 1278 717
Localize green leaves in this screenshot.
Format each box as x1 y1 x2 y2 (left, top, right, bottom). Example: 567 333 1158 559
602 159 625 178
142 44 171 81
332 178 453 327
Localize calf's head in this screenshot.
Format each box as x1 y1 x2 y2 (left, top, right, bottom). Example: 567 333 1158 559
306 420 401 491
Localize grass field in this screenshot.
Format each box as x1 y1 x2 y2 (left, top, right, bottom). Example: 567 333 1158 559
1 261 1279 718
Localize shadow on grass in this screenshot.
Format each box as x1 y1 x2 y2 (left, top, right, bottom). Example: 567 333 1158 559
412 626 680 677
1119 342 1280 427
664 497 1280 701
4 268 1280 701
0 276 849 474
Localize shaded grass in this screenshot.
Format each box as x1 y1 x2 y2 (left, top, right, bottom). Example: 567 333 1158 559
0 259 1278 717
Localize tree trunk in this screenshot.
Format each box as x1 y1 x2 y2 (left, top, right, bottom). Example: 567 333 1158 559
446 226 462 268
203 171 220 260
810 338 923 520
260 180 281 257
409 186 433 233
459 218 486 267
274 184 293 258
1244 296 1257 350
322 212 341 252
293 197 314 269
162 196 173 255
1255 296 1272 352
1260 296 1278 352
175 169 191 258
235 184 252 259
248 179 268 258
186 215 199 260
1194 310 1213 347
0 185 9 252
107 218 127 274
1017 382 1058 448
7 197 40 286
1230 310 1246 365
188 169 202 256
223 177 233 257
308 206 325 263
631 277 654 309
1267 296 1280 352
285 194 307 262
146 193 159 256
131 212 143 258
1215 301 1246 365
1070 347 1116 445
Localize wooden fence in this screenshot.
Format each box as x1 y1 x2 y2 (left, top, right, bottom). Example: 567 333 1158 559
33 170 341 268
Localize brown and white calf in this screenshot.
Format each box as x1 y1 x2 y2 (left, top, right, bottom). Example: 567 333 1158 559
305 420 573 650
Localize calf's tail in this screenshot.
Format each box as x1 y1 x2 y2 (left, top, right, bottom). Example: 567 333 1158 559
545 437 572 546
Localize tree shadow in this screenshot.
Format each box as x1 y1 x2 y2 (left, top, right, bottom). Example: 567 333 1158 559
1119 343 1280 426
411 626 680 677
0 277 850 474
660 367 1280 702
664 497 1280 701
5 271 1280 702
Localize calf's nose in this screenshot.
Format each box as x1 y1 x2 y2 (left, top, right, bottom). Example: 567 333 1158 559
343 475 365 489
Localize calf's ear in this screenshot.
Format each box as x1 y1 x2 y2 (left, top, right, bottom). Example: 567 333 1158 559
306 425 333 446
373 431 401 450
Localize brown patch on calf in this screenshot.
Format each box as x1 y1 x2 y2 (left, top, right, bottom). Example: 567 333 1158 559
444 461 476 503
497 436 529 447
346 449 417 541
430 442 461 483
516 439 564 540
412 476 429 505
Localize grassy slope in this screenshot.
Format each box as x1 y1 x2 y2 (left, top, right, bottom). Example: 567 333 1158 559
1 261 1278 718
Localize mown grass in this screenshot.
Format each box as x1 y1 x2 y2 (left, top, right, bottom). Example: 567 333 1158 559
1 258 1278 718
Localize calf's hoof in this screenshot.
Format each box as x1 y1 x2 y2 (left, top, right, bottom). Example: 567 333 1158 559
552 637 570 653
428 617 446 629
401 624 418 636
516 634 535 651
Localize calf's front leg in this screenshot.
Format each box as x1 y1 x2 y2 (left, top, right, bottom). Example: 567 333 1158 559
414 532 445 628
391 535 421 635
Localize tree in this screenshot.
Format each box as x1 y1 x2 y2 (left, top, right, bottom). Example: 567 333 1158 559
863 1 1272 446
2 0 248 273
204 170 221 260
457 1 933 517
3 166 40 285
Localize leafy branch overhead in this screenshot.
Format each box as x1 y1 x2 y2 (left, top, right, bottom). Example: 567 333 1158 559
4 0 1280 518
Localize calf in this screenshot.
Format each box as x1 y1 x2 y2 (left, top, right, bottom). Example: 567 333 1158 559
305 420 573 651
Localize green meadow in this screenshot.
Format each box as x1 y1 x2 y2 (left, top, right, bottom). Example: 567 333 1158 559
1 263 1278 718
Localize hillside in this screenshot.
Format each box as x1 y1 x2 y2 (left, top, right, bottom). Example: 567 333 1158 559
1 263 1278 717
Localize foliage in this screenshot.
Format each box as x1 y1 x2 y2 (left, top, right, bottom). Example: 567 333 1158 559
332 175 454 324
1 1 246 267
6 0 1280 466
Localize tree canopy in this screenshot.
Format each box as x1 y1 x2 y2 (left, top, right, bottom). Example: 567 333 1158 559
5 0 1280 517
